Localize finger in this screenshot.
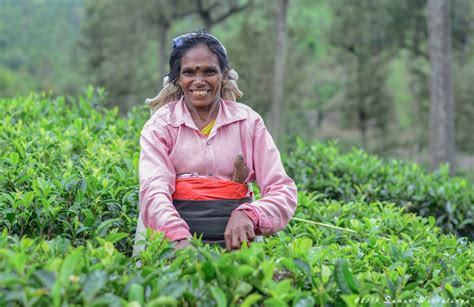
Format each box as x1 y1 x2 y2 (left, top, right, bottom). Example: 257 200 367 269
240 225 253 248
232 228 241 250
246 224 255 241
225 231 232 251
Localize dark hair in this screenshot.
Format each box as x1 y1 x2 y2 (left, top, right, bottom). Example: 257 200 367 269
168 31 229 85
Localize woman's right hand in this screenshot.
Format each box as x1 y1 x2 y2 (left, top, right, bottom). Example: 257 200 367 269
225 210 255 251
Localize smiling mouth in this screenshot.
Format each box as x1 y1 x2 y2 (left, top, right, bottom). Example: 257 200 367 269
190 90 211 97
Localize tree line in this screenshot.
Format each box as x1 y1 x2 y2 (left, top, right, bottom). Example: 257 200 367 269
0 0 473 175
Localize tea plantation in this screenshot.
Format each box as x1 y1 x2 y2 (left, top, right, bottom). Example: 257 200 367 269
1 90 473 306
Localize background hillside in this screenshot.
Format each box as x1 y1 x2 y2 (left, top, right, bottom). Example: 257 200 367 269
0 0 473 175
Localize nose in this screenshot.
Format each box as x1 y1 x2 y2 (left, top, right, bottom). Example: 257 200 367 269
194 76 205 87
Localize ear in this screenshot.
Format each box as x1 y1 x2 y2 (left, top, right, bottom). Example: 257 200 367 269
174 78 183 95
222 68 230 81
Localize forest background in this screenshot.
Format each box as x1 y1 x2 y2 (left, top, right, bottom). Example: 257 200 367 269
1 0 473 180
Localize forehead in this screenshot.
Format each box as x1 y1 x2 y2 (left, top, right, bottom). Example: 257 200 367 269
181 44 220 68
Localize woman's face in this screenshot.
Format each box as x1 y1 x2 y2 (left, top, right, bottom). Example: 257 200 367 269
179 44 224 110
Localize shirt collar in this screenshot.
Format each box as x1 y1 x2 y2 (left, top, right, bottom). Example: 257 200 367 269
169 97 246 130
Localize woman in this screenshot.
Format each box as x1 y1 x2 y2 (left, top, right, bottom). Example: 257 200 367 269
135 31 297 252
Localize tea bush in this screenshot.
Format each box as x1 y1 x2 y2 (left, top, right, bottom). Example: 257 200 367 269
285 139 474 240
1 92 473 305
0 89 145 251
1 197 473 306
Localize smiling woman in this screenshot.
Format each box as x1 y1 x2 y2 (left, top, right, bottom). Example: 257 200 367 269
179 45 223 129
135 31 297 253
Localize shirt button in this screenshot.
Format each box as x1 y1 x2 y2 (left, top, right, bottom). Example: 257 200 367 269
206 140 211 145
208 171 213 176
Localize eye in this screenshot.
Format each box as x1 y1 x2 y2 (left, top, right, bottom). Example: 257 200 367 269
181 69 194 76
204 68 218 75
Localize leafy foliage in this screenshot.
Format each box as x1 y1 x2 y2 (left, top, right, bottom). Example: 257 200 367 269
0 93 473 305
0 88 145 251
285 139 474 240
0 198 472 305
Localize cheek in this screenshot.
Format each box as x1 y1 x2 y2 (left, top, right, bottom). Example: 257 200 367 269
179 76 190 86
212 78 223 91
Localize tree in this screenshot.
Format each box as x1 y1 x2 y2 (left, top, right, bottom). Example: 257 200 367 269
139 0 250 78
328 0 395 149
137 0 194 78
427 0 456 173
79 0 150 111
78 0 252 112
195 0 250 30
269 0 289 143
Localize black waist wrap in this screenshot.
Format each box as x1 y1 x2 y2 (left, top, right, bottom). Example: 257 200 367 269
173 197 253 246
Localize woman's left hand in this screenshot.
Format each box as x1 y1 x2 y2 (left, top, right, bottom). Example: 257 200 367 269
174 239 191 250
225 211 255 251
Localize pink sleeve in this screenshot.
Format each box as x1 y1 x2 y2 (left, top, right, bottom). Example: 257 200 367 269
139 124 192 241
235 116 297 235
240 208 259 228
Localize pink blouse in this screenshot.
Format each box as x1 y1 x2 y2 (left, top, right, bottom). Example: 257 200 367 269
139 97 297 241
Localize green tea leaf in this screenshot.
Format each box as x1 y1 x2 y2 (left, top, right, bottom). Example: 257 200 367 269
341 294 360 307
128 283 144 305
263 298 286 307
294 295 316 307
241 294 261 307
82 270 107 302
9 152 19 165
278 257 297 272
236 264 254 278
96 218 120 237
275 279 292 295
161 281 186 299
334 258 358 294
105 232 128 243
31 269 56 289
52 248 83 306
235 282 253 297
91 293 124 307
210 286 227 307
294 258 311 275
147 296 178 307
321 265 331 284
201 261 216 281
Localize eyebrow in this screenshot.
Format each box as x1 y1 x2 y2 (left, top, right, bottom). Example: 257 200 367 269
181 65 218 71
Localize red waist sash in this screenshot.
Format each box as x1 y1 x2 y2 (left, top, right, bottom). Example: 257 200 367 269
172 177 249 201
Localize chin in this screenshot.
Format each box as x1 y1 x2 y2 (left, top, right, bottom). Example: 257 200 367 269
186 96 219 108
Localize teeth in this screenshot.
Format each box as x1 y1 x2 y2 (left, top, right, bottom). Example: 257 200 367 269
192 90 208 97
